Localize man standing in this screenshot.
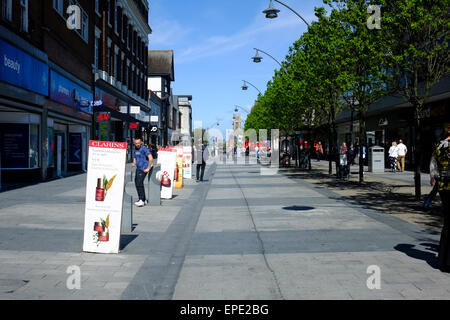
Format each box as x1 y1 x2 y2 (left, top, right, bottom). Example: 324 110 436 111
430 123 450 272
397 139 408 172
194 142 209 182
132 137 153 207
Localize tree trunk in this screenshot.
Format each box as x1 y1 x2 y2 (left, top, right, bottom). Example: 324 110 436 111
413 114 422 199
359 110 366 184
328 128 333 175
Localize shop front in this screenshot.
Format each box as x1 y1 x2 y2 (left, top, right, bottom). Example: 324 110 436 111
94 86 149 162
0 38 49 187
47 69 93 177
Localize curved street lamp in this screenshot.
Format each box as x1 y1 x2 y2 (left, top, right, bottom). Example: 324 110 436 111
252 48 282 67
234 105 250 113
263 0 310 27
241 80 262 95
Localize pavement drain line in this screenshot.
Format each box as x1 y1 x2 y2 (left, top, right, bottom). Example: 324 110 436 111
121 163 217 300
228 166 285 300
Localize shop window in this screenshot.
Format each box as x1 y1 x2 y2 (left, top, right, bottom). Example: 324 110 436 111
53 0 63 17
29 124 39 168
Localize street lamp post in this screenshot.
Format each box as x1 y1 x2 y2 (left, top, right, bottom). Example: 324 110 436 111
263 0 310 27
252 48 282 67
241 80 262 95
234 105 250 113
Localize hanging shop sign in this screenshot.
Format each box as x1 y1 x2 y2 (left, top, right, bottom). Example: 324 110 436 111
82 140 127 254
156 148 177 199
129 123 139 130
149 125 158 133
94 88 124 111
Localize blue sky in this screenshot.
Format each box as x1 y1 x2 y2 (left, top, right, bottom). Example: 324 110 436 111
148 0 326 134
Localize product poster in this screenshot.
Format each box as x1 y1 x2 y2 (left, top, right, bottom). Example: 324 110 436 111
175 146 184 189
157 148 177 199
82 140 127 254
183 146 192 179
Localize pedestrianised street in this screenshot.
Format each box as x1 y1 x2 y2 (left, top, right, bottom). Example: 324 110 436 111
0 162 449 300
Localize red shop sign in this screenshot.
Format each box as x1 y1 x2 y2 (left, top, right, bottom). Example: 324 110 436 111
96 112 110 121
129 123 138 130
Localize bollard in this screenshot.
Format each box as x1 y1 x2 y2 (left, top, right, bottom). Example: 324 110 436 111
147 163 161 206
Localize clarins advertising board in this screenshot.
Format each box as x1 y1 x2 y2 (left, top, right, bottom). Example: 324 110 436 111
82 141 127 254
157 148 177 199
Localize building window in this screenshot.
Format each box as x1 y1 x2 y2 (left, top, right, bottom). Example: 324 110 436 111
53 0 63 16
2 0 12 21
95 0 100 15
128 25 132 49
114 2 118 34
114 54 117 79
107 0 111 26
81 11 88 42
94 38 99 70
124 63 128 86
106 48 110 74
20 0 28 32
122 14 127 41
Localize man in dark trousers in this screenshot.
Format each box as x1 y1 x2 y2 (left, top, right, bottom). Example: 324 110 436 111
132 137 153 207
430 123 450 272
194 141 209 182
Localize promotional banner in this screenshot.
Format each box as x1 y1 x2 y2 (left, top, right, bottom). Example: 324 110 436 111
68 133 82 164
157 148 177 199
0 123 29 169
82 140 127 254
175 146 184 189
182 146 192 179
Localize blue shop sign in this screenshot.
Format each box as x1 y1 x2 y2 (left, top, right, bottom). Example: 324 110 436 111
0 39 48 96
50 70 93 114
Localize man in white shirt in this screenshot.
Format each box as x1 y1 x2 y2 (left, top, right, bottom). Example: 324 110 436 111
397 139 408 172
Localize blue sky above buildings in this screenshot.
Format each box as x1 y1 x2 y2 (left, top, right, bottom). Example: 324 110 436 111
148 0 325 134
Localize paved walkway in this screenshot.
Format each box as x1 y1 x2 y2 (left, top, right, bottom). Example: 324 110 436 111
0 161 449 299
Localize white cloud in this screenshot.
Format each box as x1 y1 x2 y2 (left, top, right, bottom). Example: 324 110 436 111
175 12 312 64
148 19 194 48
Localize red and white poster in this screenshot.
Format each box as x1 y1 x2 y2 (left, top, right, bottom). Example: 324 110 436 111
183 146 192 179
82 140 127 254
157 148 177 199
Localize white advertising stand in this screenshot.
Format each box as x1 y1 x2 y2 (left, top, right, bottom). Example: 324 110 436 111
157 148 177 199
82 140 127 254
183 146 192 179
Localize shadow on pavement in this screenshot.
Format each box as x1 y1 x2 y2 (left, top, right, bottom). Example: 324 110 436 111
394 243 439 270
120 234 139 250
283 205 315 211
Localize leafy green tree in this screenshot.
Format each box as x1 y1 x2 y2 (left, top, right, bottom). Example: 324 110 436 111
383 0 450 198
324 0 394 182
